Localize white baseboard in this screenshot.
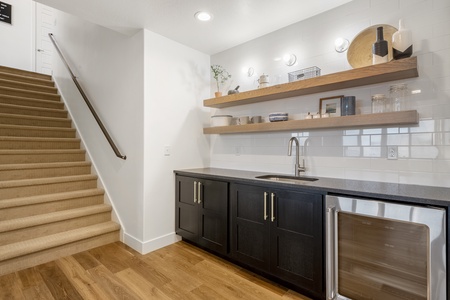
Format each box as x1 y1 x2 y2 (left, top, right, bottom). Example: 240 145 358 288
123 231 181 254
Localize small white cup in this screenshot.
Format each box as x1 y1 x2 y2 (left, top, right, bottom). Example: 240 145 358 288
237 116 249 125
251 116 262 123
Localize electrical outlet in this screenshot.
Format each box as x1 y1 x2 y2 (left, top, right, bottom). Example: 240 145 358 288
235 146 241 156
387 146 398 160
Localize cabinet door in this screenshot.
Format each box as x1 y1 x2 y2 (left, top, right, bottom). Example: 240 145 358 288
175 176 199 241
230 183 270 270
198 179 229 255
270 189 323 294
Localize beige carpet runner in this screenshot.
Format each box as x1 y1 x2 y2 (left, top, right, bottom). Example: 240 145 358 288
0 65 120 276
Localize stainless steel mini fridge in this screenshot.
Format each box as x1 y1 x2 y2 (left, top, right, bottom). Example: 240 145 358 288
326 195 446 300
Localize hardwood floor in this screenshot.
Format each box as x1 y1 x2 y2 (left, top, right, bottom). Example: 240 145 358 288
0 241 313 299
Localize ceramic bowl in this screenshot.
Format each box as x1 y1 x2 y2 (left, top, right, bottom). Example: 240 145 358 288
268 112 288 122
211 115 232 127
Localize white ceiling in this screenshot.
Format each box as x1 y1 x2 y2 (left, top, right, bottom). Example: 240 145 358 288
35 0 352 55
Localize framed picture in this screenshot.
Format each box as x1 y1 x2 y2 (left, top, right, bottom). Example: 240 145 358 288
320 95 344 117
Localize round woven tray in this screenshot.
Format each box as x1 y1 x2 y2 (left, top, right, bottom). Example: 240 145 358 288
347 24 398 68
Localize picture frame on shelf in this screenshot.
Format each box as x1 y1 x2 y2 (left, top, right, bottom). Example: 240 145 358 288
320 95 344 117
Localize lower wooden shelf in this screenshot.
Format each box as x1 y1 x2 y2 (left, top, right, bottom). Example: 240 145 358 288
203 110 419 134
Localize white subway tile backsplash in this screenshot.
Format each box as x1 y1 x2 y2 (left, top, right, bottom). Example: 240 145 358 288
411 133 434 145
410 146 440 159
210 0 450 188
433 0 450 9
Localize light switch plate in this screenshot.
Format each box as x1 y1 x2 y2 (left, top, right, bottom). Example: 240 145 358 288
164 145 171 156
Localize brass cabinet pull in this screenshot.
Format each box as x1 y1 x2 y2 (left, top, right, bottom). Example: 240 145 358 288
263 192 268 220
198 182 202 204
271 193 275 222
193 181 197 203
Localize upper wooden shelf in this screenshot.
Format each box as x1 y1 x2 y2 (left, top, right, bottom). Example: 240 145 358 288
203 110 419 134
204 56 418 108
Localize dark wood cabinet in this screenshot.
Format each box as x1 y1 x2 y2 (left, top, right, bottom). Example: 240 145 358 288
175 175 228 255
230 183 323 296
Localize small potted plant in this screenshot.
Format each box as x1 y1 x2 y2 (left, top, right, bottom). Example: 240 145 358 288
211 64 231 97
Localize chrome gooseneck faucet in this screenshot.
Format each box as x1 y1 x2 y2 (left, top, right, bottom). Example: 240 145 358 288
288 137 306 176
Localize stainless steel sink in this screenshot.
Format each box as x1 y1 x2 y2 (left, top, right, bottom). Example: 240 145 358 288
256 174 318 183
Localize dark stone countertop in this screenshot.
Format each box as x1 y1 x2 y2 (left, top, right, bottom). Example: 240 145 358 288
174 168 450 207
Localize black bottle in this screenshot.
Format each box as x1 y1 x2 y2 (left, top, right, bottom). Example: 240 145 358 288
372 26 388 64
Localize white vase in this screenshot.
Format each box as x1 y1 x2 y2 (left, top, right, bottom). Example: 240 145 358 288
392 19 413 59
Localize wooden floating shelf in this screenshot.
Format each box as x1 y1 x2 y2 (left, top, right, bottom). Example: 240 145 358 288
204 57 418 108
203 111 419 135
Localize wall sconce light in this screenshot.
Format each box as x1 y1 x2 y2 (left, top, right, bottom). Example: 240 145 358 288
283 54 297 66
242 67 254 77
335 38 349 53
246 67 254 77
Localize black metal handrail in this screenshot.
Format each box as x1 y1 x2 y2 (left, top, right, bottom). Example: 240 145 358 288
48 33 126 160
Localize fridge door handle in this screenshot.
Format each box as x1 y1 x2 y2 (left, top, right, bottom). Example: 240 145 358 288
326 206 337 300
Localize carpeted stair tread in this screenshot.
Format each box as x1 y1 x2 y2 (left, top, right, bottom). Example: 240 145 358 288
0 204 111 233
0 124 76 138
0 66 52 81
0 149 86 164
0 221 120 262
0 161 91 180
0 78 58 94
0 102 67 116
0 174 98 201
0 174 97 189
0 161 89 171
0 188 104 210
0 86 60 101
0 149 85 155
0 112 72 128
0 136 81 150
0 95 64 109
0 136 79 142
0 71 54 87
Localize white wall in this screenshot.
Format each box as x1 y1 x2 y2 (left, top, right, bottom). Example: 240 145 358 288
210 0 450 188
49 11 210 253
0 0 33 70
50 11 146 245
142 29 210 252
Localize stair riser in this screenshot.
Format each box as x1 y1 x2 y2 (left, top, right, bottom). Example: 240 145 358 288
0 165 91 181
0 127 76 138
0 179 98 200
0 72 54 87
0 231 119 276
0 115 72 128
0 194 104 221
0 80 58 94
0 87 60 101
0 96 64 110
0 106 67 119
0 140 80 150
0 152 86 164
0 212 112 246
0 66 52 81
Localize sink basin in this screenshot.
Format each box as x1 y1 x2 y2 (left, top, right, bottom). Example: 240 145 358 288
256 174 318 183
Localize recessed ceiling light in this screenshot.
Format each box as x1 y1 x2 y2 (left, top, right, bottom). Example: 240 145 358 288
195 11 212 22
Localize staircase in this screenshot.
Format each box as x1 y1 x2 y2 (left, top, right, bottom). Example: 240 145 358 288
0 65 120 276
